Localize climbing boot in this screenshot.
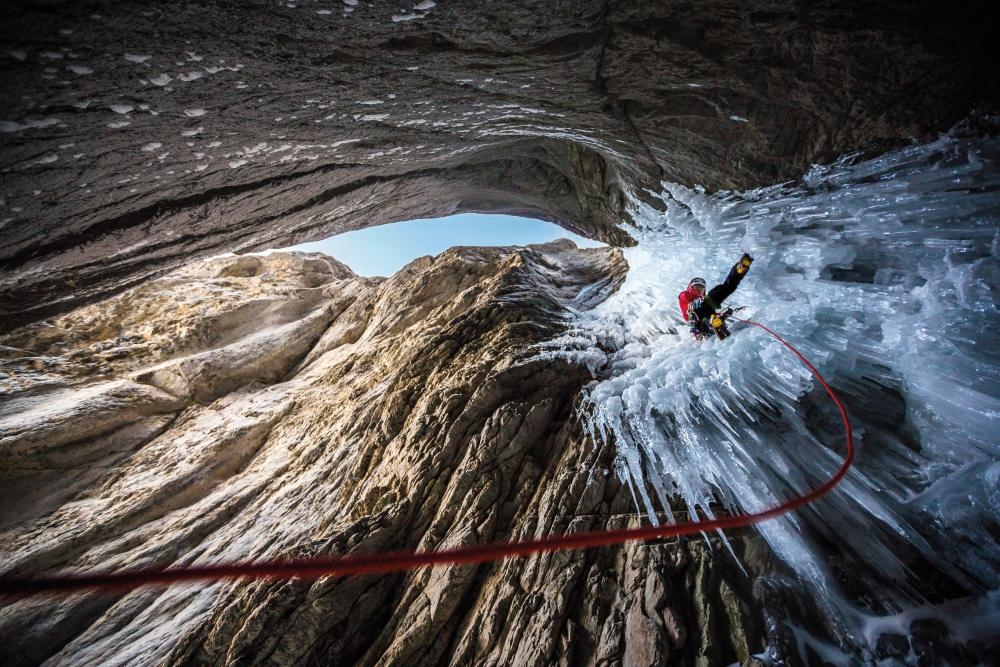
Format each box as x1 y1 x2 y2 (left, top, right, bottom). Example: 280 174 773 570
736 252 753 275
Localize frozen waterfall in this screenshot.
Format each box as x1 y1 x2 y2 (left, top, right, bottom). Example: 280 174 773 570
548 118 1000 659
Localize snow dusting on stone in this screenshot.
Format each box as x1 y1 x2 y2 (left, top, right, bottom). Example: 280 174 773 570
150 73 172 86
184 108 207 117
141 142 162 152
0 117 63 133
68 64 93 75
110 104 134 114
124 53 152 64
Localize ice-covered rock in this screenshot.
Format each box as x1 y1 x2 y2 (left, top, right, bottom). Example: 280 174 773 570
546 122 1000 659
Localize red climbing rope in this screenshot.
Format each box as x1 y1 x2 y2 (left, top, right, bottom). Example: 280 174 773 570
0 317 853 598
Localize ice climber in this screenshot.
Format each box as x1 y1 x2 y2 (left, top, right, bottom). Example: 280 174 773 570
678 253 753 339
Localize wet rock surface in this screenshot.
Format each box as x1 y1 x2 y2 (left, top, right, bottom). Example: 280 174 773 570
1 1 996 329
1 244 784 666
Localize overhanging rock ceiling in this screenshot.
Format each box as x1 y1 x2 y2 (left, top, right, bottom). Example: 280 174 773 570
1 1 995 330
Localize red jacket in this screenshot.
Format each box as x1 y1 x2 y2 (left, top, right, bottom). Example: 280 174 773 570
678 286 704 322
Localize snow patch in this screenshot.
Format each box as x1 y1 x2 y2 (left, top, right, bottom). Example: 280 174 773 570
150 73 172 86
141 142 162 152
184 108 207 117
110 104 134 114
125 53 152 64
67 64 93 75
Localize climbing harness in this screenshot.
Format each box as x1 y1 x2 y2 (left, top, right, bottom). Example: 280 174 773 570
691 305 744 340
708 305 746 340
0 316 853 597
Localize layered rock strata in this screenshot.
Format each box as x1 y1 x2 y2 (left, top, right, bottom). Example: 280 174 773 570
2 1 996 329
0 245 794 666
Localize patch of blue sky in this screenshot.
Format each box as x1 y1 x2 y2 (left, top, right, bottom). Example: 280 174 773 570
279 213 604 276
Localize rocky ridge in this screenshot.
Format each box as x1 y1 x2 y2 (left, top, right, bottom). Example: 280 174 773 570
1 245 794 666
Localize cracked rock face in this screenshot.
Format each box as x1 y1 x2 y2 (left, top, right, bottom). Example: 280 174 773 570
1 1 995 329
2 244 785 666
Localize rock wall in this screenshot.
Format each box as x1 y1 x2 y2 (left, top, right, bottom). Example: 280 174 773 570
0 246 797 666
2 1 995 329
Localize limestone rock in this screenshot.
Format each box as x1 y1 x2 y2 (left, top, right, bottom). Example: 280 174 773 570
0 243 787 665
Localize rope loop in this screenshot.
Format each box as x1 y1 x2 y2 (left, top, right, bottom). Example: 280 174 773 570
1 317 853 597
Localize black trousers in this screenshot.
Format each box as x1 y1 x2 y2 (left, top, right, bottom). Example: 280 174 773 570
692 260 746 321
